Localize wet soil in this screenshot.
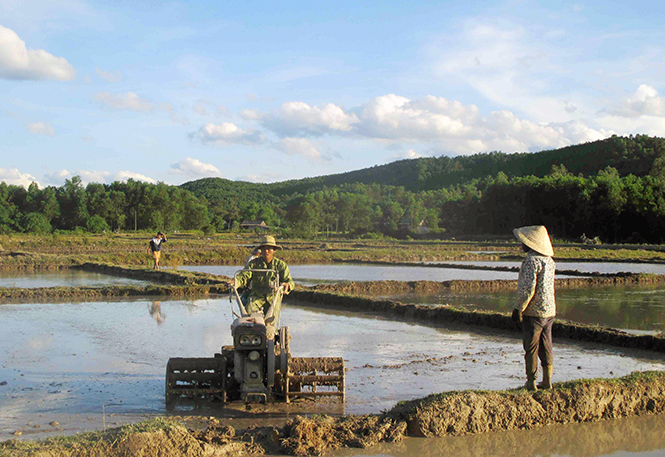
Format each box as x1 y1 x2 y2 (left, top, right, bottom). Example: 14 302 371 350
331 410 665 457
4 372 665 457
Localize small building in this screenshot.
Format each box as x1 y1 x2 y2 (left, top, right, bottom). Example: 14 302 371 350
240 219 270 231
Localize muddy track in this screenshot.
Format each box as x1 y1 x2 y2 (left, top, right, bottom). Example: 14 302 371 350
4 372 665 456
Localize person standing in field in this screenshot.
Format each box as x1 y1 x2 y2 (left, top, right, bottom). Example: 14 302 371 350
148 231 167 270
512 225 556 391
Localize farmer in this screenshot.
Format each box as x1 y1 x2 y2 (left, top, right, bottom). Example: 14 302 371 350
233 235 294 323
147 231 167 270
512 225 556 391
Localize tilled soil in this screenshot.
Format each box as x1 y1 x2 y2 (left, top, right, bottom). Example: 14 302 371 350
4 372 665 457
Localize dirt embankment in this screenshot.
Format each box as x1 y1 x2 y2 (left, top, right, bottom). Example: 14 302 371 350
0 263 231 302
310 273 665 296
4 372 665 457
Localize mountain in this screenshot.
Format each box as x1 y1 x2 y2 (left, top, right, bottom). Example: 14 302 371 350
182 134 665 198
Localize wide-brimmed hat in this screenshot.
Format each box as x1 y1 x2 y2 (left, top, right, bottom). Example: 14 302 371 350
256 235 282 250
513 225 554 257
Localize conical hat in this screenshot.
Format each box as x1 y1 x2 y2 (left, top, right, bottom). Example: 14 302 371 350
256 235 282 250
513 225 554 257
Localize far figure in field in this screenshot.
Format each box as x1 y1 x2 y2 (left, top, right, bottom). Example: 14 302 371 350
147 231 167 270
512 225 556 391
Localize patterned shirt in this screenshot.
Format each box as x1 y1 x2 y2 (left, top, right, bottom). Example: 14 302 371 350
234 257 295 300
516 252 556 318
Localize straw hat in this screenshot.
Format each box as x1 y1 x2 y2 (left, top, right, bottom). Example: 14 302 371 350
256 235 282 250
513 225 554 257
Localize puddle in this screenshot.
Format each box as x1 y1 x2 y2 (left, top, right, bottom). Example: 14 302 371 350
1 297 665 440
330 412 665 457
180 264 523 285
384 285 665 331
0 270 152 289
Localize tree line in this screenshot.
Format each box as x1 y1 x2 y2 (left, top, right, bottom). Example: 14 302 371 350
0 177 210 234
3 135 665 243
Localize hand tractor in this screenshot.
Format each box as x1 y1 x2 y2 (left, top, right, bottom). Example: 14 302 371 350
165 269 345 405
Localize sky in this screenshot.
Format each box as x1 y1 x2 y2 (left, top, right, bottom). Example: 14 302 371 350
2 0 665 188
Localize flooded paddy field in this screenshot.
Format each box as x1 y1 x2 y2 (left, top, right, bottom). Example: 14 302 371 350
435 259 665 275
0 269 152 289
384 285 665 332
181 263 525 284
2 296 664 441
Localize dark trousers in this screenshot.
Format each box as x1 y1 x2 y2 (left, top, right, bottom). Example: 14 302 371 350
523 316 554 368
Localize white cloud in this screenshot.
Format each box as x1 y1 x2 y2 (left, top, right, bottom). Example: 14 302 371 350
263 101 359 136
357 94 475 140
192 100 228 117
391 149 423 161
27 122 55 136
274 138 323 160
0 25 76 81
160 102 189 125
240 109 263 120
0 168 40 188
170 157 222 177
235 172 281 183
606 84 665 118
93 92 188 123
115 171 156 183
44 169 110 186
95 67 122 83
93 92 156 111
193 122 264 146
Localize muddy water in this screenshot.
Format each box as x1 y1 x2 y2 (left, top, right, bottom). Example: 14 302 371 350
330 412 665 457
439 259 665 275
180 264 522 285
0 270 152 288
386 285 665 332
2 297 665 440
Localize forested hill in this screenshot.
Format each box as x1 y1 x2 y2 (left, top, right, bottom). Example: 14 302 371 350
183 135 665 197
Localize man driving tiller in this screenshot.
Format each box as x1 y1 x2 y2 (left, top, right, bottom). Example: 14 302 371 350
232 235 295 323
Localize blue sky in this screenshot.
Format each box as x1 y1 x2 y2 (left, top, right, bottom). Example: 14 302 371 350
2 0 665 188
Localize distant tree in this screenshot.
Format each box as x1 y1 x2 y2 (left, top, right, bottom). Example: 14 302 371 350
87 215 110 233
21 212 52 234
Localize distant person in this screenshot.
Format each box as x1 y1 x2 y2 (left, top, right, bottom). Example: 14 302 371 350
147 231 167 270
147 301 166 324
512 225 556 391
233 235 294 323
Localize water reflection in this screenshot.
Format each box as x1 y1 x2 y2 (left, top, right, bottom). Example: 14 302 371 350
332 412 665 457
384 285 665 332
0 270 151 288
147 301 166 324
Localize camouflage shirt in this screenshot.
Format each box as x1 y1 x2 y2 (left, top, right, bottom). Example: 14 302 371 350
234 257 295 299
516 252 556 318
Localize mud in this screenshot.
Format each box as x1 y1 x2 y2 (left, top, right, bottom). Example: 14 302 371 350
9 371 663 457
331 411 665 457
